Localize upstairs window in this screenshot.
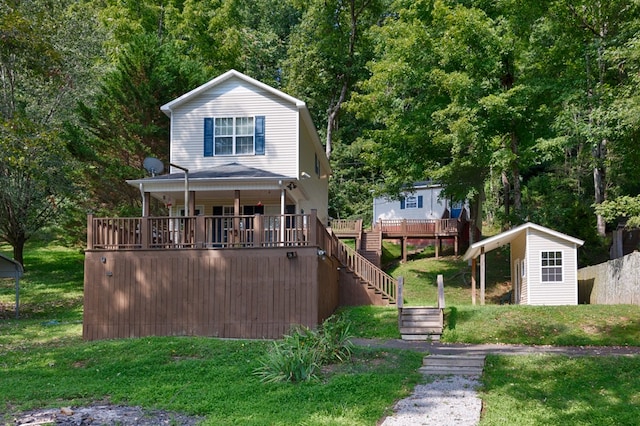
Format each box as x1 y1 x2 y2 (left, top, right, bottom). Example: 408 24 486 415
204 116 265 157
541 251 563 282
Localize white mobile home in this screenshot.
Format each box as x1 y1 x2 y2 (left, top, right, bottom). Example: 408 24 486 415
373 181 468 225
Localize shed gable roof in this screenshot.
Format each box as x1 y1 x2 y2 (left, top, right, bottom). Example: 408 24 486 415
463 222 584 261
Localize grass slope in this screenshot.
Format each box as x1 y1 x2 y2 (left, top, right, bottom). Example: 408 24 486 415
3 240 640 425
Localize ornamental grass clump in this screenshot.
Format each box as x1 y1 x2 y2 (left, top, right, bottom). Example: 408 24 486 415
254 315 354 383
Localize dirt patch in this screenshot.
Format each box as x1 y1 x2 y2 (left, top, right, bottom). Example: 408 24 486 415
10 404 203 425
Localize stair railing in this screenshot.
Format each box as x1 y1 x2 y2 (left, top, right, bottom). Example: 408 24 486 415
333 236 397 303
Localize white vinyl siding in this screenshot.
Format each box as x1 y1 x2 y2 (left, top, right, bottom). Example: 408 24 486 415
169 78 298 178
526 229 578 305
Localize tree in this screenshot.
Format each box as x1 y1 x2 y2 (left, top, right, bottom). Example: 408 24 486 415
0 118 76 265
285 0 385 158
0 1 83 264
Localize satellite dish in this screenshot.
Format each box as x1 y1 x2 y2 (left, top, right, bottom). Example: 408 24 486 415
143 157 164 176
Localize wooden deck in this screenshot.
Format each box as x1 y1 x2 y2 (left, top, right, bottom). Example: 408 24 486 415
330 218 467 261
376 218 462 238
84 211 398 341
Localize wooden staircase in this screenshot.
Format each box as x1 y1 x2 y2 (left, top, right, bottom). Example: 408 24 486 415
333 235 397 305
398 307 443 341
358 229 382 267
397 275 445 340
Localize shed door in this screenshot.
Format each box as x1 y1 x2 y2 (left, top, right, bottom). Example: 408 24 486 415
513 259 521 304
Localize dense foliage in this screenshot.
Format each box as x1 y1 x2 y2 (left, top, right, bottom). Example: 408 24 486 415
2 0 639 262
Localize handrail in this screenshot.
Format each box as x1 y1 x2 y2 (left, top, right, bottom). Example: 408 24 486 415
87 212 316 250
330 219 363 235
377 218 461 236
333 235 397 304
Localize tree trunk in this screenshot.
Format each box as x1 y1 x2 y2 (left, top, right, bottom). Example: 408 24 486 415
502 171 510 229
13 238 25 268
510 131 521 212
593 139 607 236
469 187 485 244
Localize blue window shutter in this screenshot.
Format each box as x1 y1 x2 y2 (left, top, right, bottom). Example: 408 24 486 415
255 115 265 155
204 118 213 157
418 195 423 208
400 198 405 210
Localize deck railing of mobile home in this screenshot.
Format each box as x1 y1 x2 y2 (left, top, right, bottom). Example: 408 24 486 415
87 211 317 250
377 218 461 236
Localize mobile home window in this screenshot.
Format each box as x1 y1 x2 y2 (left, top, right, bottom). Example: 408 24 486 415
405 196 418 209
541 251 562 282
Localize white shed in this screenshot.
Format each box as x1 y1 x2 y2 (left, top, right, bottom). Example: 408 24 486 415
463 223 584 305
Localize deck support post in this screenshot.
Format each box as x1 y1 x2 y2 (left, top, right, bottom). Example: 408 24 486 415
402 237 407 263
435 236 440 258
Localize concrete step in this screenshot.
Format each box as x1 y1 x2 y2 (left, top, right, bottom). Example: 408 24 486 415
419 355 486 376
400 326 443 334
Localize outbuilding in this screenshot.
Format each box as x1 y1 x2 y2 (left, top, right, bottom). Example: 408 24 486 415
463 222 584 305
0 253 24 318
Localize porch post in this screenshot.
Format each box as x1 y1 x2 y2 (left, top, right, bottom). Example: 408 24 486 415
480 247 486 305
87 214 94 250
402 237 407 263
142 191 150 217
280 188 286 245
309 209 318 247
234 190 241 245
189 190 196 216
471 257 477 305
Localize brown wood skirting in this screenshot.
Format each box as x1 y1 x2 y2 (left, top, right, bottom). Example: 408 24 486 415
83 247 340 341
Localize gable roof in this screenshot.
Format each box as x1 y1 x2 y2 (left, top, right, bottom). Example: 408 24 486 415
463 222 585 261
160 69 305 116
159 69 330 175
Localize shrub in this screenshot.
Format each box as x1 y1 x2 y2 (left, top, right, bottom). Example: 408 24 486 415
254 316 354 383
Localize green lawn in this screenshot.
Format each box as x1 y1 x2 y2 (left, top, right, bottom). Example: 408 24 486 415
2 240 640 425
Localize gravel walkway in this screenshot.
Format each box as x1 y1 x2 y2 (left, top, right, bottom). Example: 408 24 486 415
380 375 482 426
357 339 640 425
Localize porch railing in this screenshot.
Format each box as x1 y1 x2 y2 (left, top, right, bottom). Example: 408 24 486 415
329 219 363 237
87 211 318 250
377 218 462 236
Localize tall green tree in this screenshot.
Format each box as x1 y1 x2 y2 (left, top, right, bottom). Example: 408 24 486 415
0 1 84 264
285 0 385 158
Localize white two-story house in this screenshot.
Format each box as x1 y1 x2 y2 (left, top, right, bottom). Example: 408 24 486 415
127 69 331 225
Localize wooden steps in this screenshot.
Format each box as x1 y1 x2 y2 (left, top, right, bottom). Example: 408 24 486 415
399 307 443 341
419 354 486 376
358 230 382 267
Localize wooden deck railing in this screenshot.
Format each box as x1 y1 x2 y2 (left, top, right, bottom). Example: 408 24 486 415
330 219 363 237
377 218 462 237
333 237 397 304
87 211 317 250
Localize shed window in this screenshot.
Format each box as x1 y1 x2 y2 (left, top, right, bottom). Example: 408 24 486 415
541 251 562 282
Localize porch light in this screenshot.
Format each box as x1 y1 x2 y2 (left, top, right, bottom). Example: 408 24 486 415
286 251 297 259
